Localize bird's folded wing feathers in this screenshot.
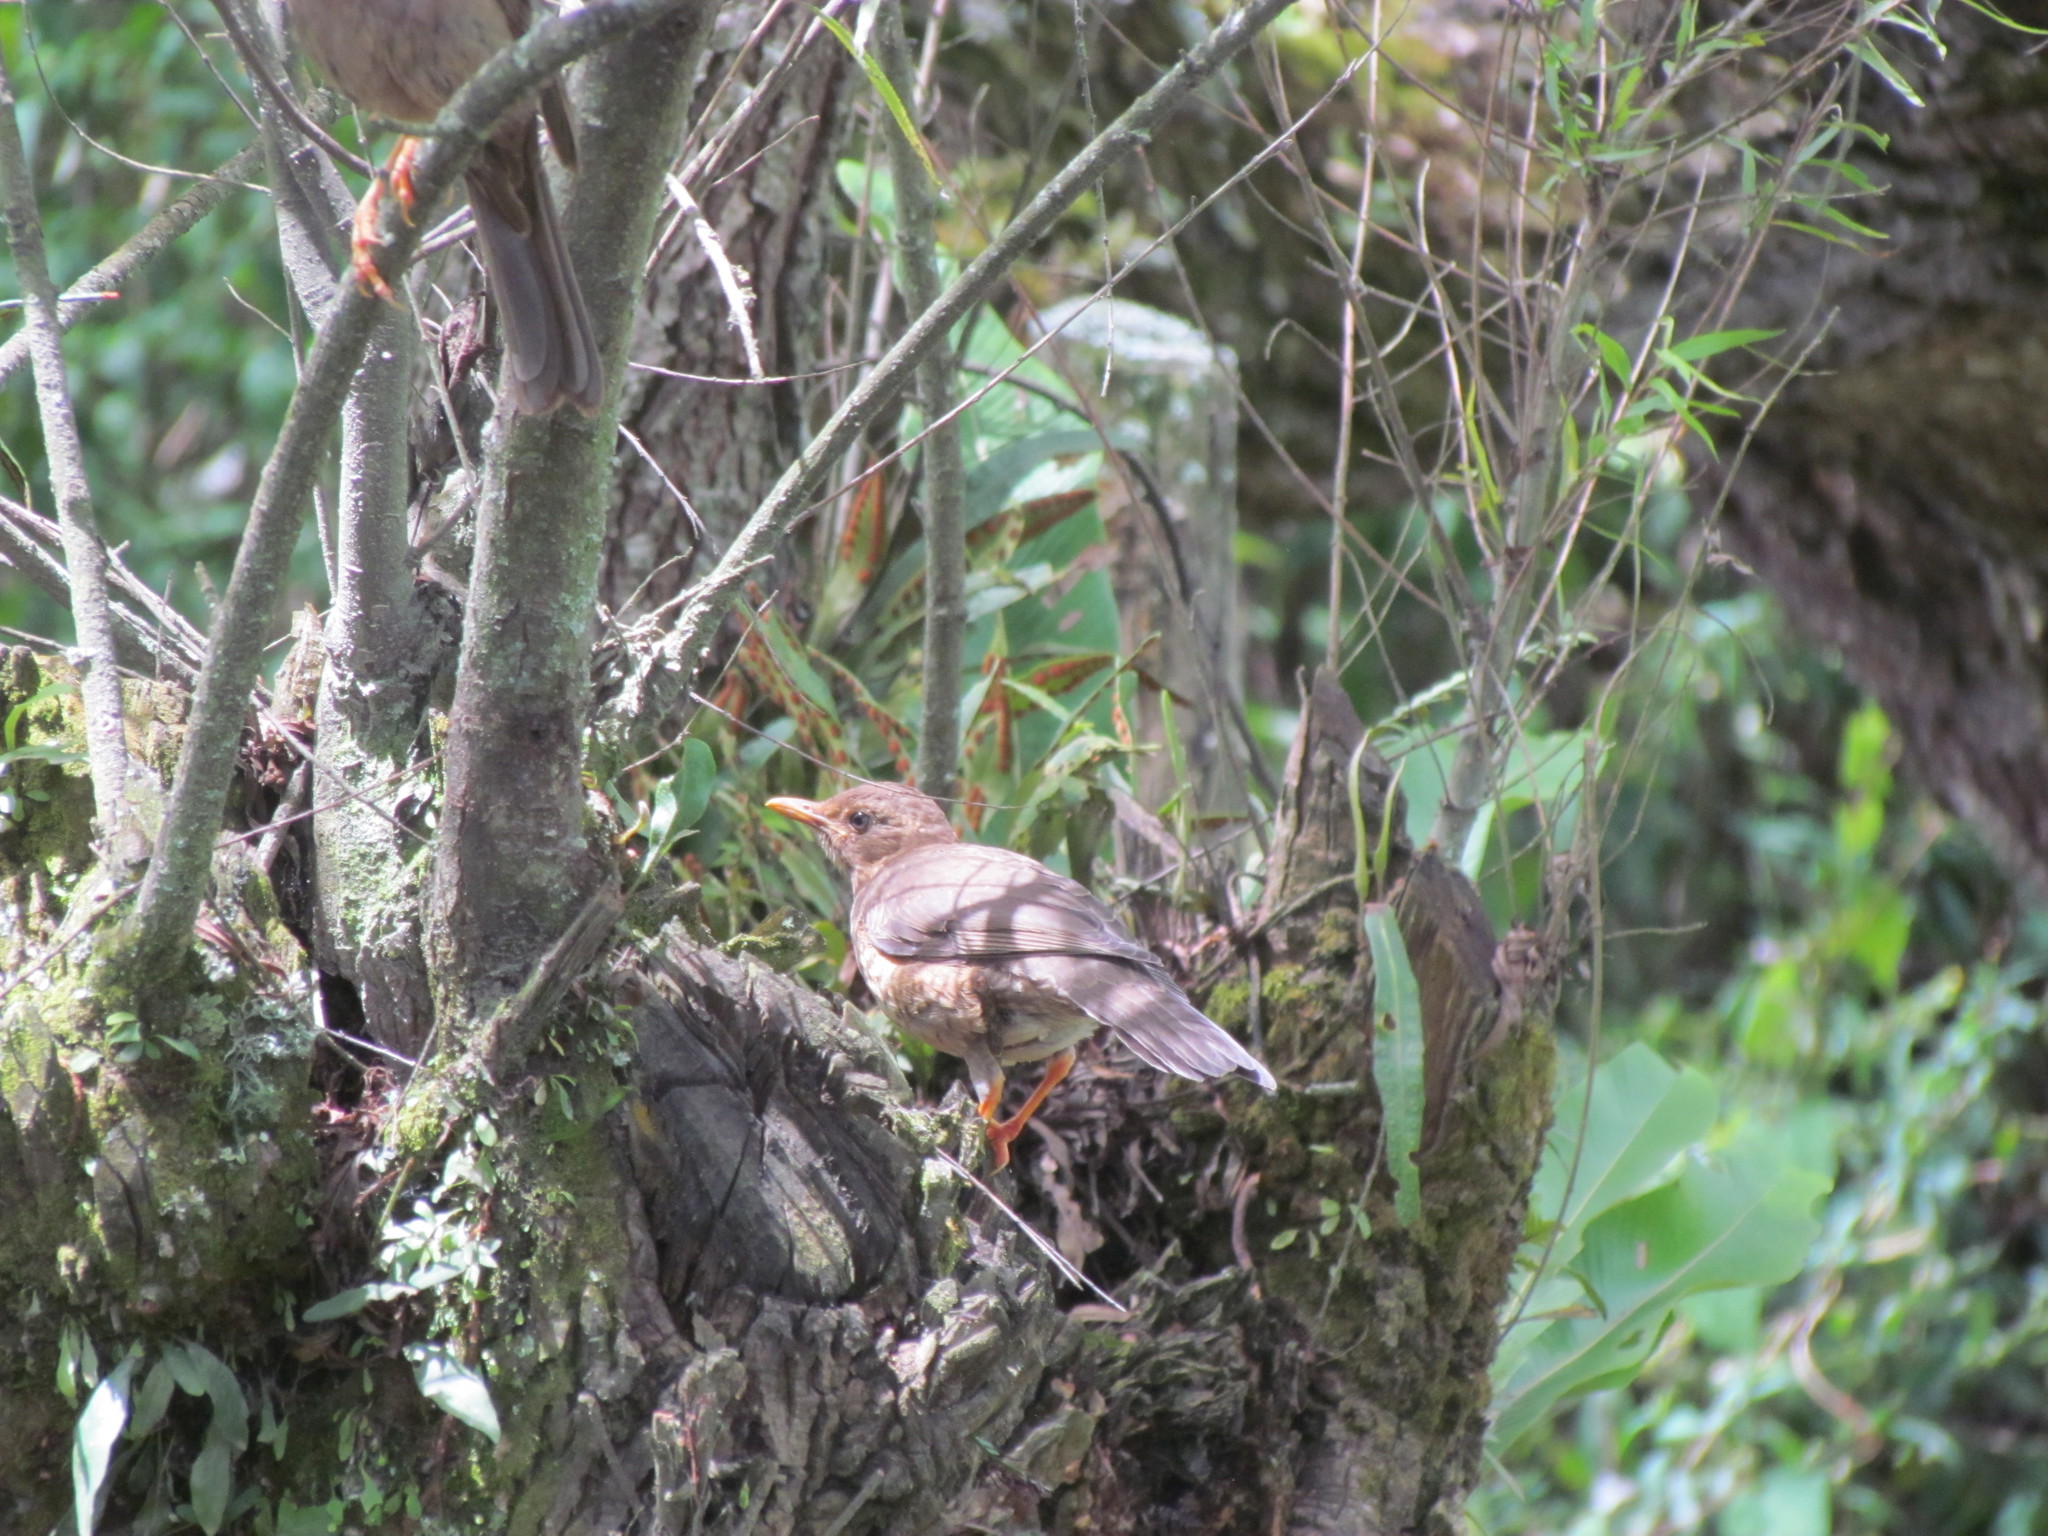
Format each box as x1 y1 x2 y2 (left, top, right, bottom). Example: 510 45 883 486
856 848 1156 966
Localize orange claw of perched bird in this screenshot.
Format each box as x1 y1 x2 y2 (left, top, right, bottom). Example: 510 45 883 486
767 782 1276 1169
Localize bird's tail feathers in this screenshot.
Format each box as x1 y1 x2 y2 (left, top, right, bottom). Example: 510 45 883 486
469 159 601 415
1052 960 1277 1091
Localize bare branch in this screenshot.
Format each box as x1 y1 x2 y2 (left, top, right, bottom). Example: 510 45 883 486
0 501 201 680
112 0 699 988
0 48 142 866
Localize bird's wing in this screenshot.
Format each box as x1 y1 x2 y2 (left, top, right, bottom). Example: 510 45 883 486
858 845 1276 1091
856 845 1156 966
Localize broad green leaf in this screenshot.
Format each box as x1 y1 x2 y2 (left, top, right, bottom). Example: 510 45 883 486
71 1352 137 1536
1491 1138 1826 1447
1837 701 1893 797
863 428 1100 620
189 1437 233 1535
186 1344 250 1454
300 1281 417 1322
127 1355 175 1440
408 1344 501 1444
1719 1467 1831 1536
1004 570 1123 658
1532 1042 1718 1266
276 1498 344 1536
751 607 837 716
161 1341 209 1398
964 429 1101 530
1364 904 1425 1227
648 739 716 859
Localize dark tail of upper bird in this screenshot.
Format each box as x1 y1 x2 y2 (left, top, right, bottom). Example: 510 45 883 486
467 131 602 416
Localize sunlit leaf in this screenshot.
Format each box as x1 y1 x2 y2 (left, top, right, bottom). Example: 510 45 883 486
1492 1138 1826 1447
71 1351 137 1536
408 1344 501 1444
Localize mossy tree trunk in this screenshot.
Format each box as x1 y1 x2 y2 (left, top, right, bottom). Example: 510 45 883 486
1 644 1550 1534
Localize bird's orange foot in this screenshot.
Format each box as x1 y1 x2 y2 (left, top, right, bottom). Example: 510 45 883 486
388 136 421 223
349 179 397 302
985 1120 1020 1170
981 1050 1075 1173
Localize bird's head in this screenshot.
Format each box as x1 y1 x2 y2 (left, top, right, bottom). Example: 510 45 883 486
765 782 959 878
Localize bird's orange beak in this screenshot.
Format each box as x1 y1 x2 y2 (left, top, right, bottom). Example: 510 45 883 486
765 795 829 829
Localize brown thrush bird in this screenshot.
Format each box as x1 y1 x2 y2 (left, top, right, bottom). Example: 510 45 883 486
767 783 1276 1167
284 0 602 414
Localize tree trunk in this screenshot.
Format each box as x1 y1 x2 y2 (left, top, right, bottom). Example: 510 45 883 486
1700 5 2048 888
602 7 852 617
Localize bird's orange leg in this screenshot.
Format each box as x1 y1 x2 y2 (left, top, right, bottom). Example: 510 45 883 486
387 136 422 221
348 136 421 302
984 1049 1075 1170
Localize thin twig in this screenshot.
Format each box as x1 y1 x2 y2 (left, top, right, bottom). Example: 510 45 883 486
931 1148 1129 1312
207 0 374 177
664 172 765 378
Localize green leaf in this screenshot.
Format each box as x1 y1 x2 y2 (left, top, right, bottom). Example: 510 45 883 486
647 739 716 860
299 1281 417 1322
1580 324 1634 382
189 1437 233 1535
751 607 837 715
1848 36 1924 106
71 1351 137 1536
1363 904 1425 1227
276 1499 344 1536
0 743 86 768
809 6 942 187
1491 1138 1825 1447
1664 327 1780 363
161 1340 209 1398
408 1344 501 1444
4 679 78 752
127 1355 175 1440
1719 1467 1831 1536
1531 1043 1719 1267
172 1343 249 1455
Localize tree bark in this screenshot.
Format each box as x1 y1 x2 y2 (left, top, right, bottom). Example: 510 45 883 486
602 6 851 617
1698 6 2048 889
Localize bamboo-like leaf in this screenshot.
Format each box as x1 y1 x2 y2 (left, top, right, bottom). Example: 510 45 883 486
811 7 942 186
1363 903 1425 1227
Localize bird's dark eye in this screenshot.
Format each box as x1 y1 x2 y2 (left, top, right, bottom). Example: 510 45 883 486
848 810 873 832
